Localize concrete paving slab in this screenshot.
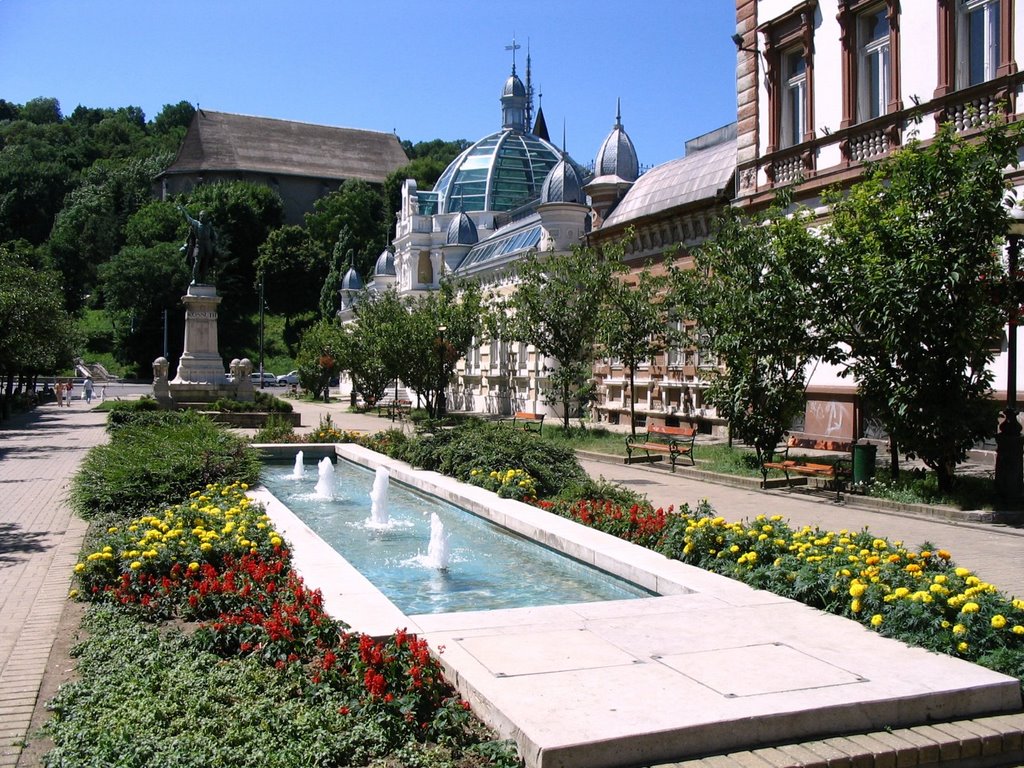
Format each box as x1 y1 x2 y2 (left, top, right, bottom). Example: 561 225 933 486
257 446 1023 768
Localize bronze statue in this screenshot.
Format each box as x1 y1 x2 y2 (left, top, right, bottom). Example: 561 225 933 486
179 206 215 284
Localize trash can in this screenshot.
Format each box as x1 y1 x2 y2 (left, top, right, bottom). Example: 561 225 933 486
852 443 877 484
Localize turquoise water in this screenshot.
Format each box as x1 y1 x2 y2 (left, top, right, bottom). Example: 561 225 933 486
262 459 653 615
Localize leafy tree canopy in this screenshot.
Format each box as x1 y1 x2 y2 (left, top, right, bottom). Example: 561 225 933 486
679 194 833 468
819 118 1021 490
505 241 617 428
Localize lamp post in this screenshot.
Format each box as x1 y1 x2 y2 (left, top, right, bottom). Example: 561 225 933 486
995 207 1024 504
436 324 448 418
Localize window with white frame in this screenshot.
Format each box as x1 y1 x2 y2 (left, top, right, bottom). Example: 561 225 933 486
666 319 685 368
858 7 890 121
696 332 718 369
781 49 807 149
516 342 528 372
958 0 1001 87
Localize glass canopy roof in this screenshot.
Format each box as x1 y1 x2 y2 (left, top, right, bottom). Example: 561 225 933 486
433 130 563 214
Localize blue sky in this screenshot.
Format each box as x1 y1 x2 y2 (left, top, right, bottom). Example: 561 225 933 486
0 1 738 169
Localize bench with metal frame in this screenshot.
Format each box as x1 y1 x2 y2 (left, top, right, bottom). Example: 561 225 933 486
625 423 697 473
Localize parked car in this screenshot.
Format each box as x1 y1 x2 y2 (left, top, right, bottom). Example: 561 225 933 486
278 370 300 386
250 371 277 387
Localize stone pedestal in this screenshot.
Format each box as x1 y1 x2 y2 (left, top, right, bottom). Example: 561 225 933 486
172 284 225 384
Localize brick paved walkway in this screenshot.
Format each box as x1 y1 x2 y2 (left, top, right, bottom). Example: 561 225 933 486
0 402 106 767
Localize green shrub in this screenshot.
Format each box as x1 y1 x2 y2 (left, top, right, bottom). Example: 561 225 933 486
254 413 298 443
72 413 261 519
378 422 585 499
104 397 165 430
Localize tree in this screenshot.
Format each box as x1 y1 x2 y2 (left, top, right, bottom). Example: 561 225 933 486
679 196 833 470
601 254 670 437
255 225 329 317
47 153 172 311
819 119 1020 491
0 245 78 416
402 280 483 417
295 319 349 402
98 242 190 376
505 243 616 428
304 180 387 277
349 289 408 408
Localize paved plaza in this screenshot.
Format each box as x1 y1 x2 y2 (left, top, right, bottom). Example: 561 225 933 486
2 393 1024 766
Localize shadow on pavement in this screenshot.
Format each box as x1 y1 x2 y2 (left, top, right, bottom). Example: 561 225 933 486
0 522 54 565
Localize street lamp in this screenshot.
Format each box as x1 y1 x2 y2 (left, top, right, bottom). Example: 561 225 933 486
437 324 448 417
995 205 1024 504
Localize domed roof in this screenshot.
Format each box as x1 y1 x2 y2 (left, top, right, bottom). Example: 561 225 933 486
503 72 526 98
373 249 395 276
595 100 639 182
446 211 478 245
432 129 564 214
540 157 586 205
340 265 363 291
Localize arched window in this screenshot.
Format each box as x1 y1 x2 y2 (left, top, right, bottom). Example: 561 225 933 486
417 252 433 285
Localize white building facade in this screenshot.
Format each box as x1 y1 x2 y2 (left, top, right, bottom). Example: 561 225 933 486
734 0 1024 444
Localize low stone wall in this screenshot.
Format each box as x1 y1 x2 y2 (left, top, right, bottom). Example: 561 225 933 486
203 411 300 428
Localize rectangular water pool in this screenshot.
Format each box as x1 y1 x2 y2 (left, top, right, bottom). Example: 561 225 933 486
261 458 653 615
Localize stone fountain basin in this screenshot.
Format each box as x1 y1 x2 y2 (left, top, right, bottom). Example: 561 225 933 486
253 443 1022 768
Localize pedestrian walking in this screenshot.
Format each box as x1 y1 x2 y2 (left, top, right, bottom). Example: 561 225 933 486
63 381 73 406
55 382 64 407
84 377 94 404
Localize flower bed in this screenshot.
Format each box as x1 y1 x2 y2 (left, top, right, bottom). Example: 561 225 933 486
539 497 1024 685
61 482 519 767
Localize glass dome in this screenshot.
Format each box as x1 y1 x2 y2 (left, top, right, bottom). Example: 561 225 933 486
432 129 563 214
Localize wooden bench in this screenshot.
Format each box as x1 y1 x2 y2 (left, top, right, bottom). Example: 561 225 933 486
761 435 855 502
625 423 696 473
500 411 545 434
376 399 412 420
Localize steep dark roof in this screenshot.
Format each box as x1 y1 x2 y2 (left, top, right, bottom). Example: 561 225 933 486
159 110 409 182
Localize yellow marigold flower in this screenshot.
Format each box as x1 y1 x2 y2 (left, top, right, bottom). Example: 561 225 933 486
955 567 971 578
74 563 86 573
961 602 980 614
905 564 921 574
893 587 910 599
870 614 883 627
240 483 248 490
851 599 862 613
270 536 283 547
952 623 967 636
991 615 1007 629
188 562 200 572
200 542 212 552
1013 626 1024 635
107 526 118 533
68 589 79 599
130 561 142 570
849 582 867 598
957 642 969 652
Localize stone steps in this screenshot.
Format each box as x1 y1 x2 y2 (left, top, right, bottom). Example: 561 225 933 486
651 712 1024 768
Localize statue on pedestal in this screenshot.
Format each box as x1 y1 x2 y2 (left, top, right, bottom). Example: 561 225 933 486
179 206 216 285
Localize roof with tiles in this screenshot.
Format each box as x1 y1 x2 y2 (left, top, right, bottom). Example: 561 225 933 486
160 110 409 183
